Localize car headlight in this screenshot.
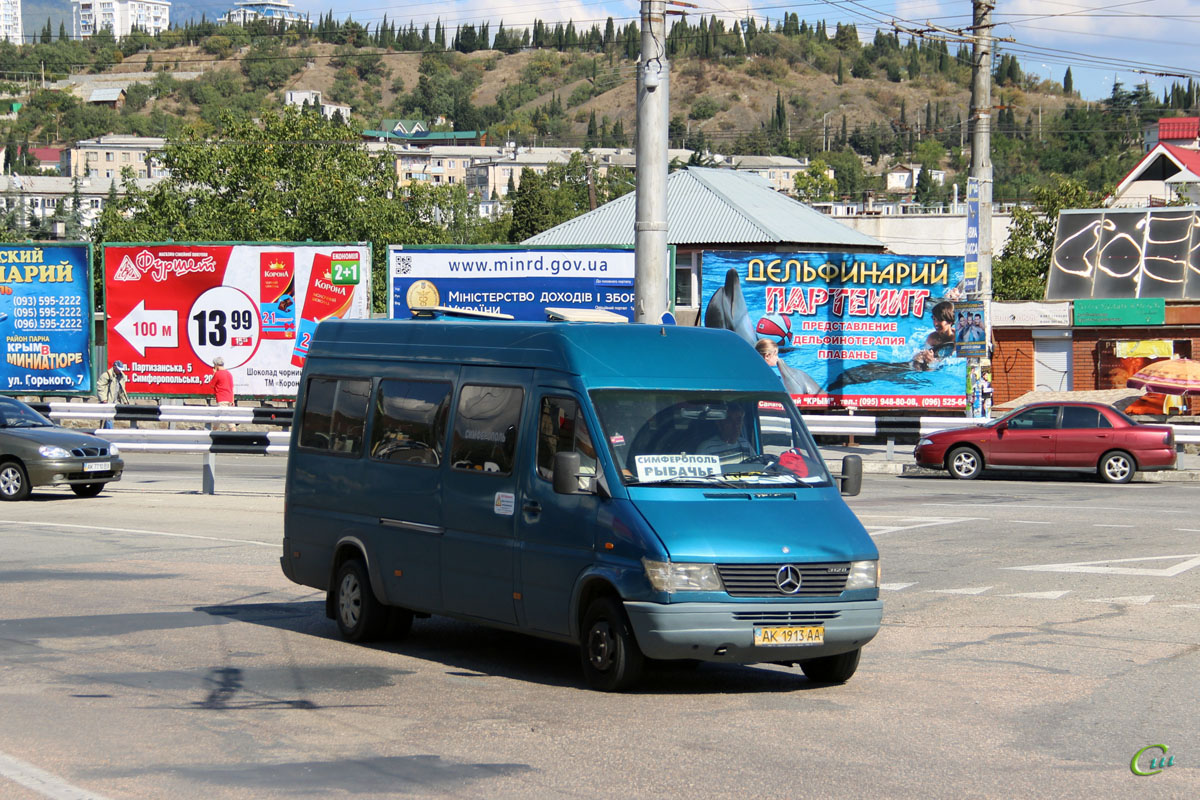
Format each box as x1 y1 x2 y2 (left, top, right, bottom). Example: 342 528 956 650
917 438 933 447
108 444 120 456
845 560 880 590
642 558 724 592
38 445 72 459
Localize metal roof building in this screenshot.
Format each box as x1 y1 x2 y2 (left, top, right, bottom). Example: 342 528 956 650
525 167 884 323
525 167 883 250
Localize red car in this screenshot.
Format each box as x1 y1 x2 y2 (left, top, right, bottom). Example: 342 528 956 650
914 402 1176 484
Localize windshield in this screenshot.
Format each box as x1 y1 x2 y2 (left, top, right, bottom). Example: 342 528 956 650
0 398 53 428
590 389 831 488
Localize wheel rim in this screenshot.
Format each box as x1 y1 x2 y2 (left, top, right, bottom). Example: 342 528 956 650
1105 456 1131 481
0 466 22 496
952 451 976 476
587 620 616 672
339 572 362 629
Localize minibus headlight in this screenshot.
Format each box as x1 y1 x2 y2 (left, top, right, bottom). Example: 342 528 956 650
642 559 724 592
845 560 879 590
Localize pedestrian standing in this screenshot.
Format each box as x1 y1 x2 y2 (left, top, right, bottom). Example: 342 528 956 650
210 357 234 430
96 360 129 429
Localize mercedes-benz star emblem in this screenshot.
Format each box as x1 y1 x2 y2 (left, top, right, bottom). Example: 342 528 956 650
776 565 802 594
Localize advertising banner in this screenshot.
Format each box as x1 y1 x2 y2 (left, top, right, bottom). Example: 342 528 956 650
0 244 93 395
964 177 980 295
104 243 371 397
953 300 987 358
702 251 967 410
388 246 638 320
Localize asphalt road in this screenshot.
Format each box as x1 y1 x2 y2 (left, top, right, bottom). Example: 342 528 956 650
0 456 1196 799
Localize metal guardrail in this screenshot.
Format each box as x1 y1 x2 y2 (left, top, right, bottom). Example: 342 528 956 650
25 403 1200 492
29 402 293 427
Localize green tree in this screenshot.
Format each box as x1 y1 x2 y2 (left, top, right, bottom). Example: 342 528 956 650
508 168 552 242
92 108 438 312
993 176 1103 300
792 159 838 202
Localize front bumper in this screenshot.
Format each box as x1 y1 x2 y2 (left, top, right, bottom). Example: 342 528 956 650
624 599 882 663
26 457 124 487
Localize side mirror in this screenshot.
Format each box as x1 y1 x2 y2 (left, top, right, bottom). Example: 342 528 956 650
995 421 1007 434
840 454 862 497
553 451 582 495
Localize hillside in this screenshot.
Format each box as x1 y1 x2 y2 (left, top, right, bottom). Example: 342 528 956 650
0 17 1158 200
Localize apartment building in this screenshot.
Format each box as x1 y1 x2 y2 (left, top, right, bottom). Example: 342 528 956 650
284 90 352 122
220 0 305 25
73 0 171 40
0 0 22 45
63 135 168 180
0 174 161 233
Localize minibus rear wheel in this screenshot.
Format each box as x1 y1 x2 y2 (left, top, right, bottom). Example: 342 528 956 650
335 559 387 643
580 597 645 691
799 647 861 684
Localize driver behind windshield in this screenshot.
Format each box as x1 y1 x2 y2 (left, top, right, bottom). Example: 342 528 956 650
698 402 753 464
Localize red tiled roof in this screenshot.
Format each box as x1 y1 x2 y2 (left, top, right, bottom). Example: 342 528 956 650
1160 142 1200 173
28 147 62 163
1158 117 1199 140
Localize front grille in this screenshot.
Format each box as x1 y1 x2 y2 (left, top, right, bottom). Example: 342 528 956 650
732 611 841 623
71 446 110 457
716 563 850 597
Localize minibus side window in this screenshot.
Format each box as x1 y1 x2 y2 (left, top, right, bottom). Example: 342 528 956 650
450 384 524 475
536 396 598 490
369 379 451 466
298 376 370 455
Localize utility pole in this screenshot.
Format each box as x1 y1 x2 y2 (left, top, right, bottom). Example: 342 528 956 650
634 0 670 323
969 0 993 340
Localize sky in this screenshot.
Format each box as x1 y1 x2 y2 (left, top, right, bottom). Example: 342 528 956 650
194 0 1200 103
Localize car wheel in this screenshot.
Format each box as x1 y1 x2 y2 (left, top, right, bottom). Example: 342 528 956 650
71 483 104 498
0 461 30 501
1099 451 1135 484
800 647 861 684
947 446 982 480
334 559 387 643
580 597 644 691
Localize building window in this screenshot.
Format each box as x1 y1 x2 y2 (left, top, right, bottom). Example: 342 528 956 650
105 152 113 161
121 153 129 161
449 160 455 168
90 199 101 209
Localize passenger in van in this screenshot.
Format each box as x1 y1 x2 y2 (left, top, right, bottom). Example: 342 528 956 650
698 402 754 463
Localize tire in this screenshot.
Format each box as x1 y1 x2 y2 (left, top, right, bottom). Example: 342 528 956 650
580 597 645 691
71 483 104 498
0 461 30 501
1098 451 1135 484
800 647 861 684
334 559 388 643
947 446 982 480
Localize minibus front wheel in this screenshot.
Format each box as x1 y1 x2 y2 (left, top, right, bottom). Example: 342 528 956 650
580 598 645 691
799 647 861 684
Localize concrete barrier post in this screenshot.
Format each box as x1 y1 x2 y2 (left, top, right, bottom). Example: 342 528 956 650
202 452 216 495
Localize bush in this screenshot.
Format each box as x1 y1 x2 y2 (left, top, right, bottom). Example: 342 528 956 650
689 95 719 121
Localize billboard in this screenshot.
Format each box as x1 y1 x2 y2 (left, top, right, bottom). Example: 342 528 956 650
1048 207 1200 300
104 243 371 397
0 244 93 395
388 246 638 320
702 251 968 410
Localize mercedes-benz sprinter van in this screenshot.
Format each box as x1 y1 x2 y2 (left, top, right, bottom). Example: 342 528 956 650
282 318 880 690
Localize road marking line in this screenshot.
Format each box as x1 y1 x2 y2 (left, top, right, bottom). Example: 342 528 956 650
1085 595 1155 606
880 582 916 591
865 518 984 536
1002 590 1071 599
1175 529 1200 533
1011 520 1052 525
1172 604 1200 609
0 519 278 548
1094 524 1135 528
0 749 113 800
929 586 993 595
1006 554 1200 577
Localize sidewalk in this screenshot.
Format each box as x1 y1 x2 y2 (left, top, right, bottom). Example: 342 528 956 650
818 443 1200 482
